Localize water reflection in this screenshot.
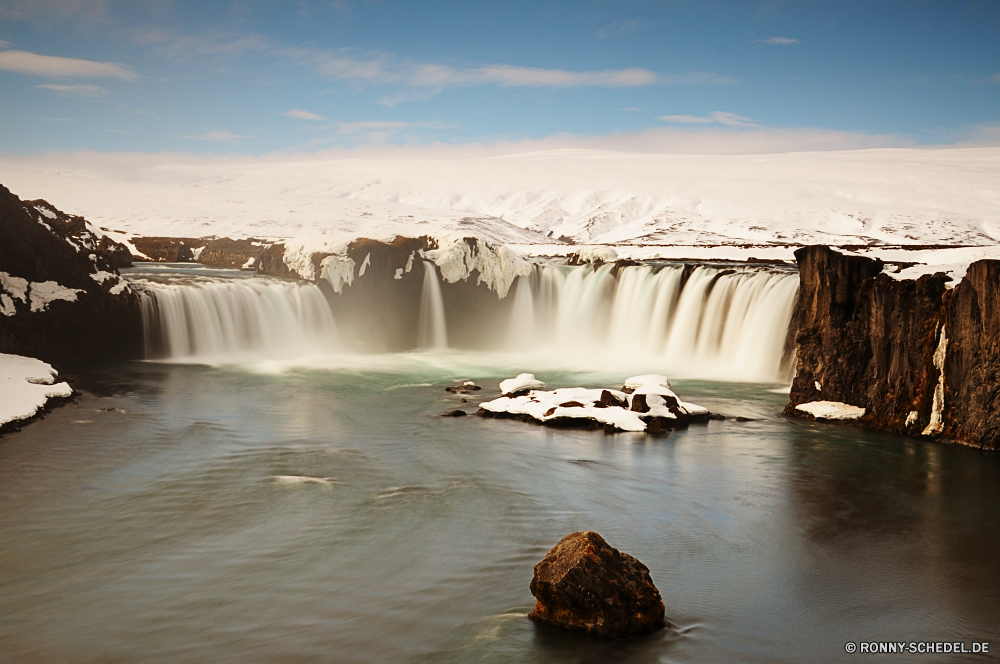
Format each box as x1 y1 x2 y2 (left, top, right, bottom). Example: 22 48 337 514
0 362 998 663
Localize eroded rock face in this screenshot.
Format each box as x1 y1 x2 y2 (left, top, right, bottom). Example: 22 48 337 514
785 245 1000 449
528 531 666 638
0 185 142 362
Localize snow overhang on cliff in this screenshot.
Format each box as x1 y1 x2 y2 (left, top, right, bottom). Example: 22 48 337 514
281 232 534 298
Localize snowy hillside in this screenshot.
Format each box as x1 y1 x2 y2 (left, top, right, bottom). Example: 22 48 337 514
0 147 998 252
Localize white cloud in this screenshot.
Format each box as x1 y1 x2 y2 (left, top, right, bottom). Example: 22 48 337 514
36 83 106 97
183 131 254 144
133 30 271 58
284 109 327 121
292 47 730 91
659 111 760 127
0 49 135 79
336 120 414 134
596 20 645 39
763 37 800 45
471 65 659 88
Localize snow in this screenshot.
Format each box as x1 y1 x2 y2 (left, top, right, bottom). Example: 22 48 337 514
571 246 618 263
624 374 673 391
34 205 56 220
90 271 117 284
424 234 533 297
109 281 130 295
27 281 83 312
1 147 995 254
795 401 866 421
241 257 256 270
499 373 546 395
481 375 709 433
0 353 73 426
1 272 29 304
319 254 356 294
922 325 948 436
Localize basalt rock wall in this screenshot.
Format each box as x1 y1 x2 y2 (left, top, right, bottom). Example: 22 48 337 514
0 185 143 363
785 245 1000 450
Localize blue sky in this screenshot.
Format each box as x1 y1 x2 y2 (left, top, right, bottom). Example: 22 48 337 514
1 0 998 154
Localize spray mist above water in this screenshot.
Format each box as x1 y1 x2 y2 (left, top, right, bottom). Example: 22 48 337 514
131 262 798 383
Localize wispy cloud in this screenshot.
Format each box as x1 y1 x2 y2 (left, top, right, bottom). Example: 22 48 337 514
762 37 800 45
659 111 759 127
0 39 10 49
183 131 254 144
596 20 646 39
0 49 134 79
133 30 272 58
36 83 106 97
289 47 730 91
990 72 1000 85
284 109 327 121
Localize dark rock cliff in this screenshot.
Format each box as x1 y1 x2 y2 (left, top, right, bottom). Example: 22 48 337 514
0 185 143 363
785 245 1000 450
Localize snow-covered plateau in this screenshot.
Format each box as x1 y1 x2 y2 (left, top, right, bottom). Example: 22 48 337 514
1 147 998 283
0 353 73 427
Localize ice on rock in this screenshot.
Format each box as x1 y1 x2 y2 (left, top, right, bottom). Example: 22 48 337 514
319 254 356 294
28 281 83 312
424 235 532 298
795 401 866 421
499 373 546 396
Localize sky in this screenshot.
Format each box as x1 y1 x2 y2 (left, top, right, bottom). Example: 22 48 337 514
1 0 999 155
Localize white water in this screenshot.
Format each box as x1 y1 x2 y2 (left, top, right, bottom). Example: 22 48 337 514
418 261 448 350
135 263 798 382
138 277 339 361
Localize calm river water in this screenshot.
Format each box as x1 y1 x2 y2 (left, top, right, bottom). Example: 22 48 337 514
1 359 999 663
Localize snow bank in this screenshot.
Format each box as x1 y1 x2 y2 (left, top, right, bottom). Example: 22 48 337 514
795 401 866 421
3 147 997 251
0 353 73 426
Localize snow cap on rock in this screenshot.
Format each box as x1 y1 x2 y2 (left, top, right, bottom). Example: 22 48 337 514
499 373 546 395
624 374 673 391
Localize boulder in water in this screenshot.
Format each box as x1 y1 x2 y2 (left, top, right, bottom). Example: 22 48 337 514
441 409 467 417
499 373 546 397
528 531 666 638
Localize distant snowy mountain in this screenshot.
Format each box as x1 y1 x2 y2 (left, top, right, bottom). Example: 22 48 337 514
1 147 998 251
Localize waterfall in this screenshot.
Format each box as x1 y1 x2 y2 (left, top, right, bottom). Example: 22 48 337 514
138 277 339 360
130 261 798 382
510 264 798 382
505 275 536 348
417 261 448 349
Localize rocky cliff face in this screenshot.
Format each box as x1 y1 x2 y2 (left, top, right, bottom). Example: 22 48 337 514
786 245 999 450
0 185 143 363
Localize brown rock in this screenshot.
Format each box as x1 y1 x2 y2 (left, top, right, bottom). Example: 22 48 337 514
528 531 666 638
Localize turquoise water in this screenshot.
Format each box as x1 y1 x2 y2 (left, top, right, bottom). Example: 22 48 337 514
1 359 998 663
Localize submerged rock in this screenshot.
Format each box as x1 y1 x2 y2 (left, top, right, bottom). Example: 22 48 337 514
528 531 666 638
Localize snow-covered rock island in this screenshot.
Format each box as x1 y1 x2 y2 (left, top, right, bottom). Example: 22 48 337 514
478 374 710 433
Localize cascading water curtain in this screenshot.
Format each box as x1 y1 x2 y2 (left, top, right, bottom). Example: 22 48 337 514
138 278 339 360
509 264 799 382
